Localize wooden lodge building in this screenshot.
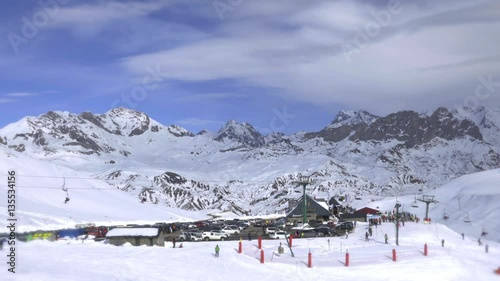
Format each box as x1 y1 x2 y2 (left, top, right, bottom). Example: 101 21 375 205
286 194 332 224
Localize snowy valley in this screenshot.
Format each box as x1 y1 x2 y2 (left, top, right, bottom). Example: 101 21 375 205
0 106 499 240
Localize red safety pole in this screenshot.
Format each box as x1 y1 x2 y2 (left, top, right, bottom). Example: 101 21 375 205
258 236 262 249
392 249 397 262
424 243 428 256
260 250 265 264
238 241 242 254
345 251 350 267
289 235 293 247
308 251 312 268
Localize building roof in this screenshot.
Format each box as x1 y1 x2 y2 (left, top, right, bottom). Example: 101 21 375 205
106 228 159 238
354 207 381 215
287 194 331 217
329 197 341 206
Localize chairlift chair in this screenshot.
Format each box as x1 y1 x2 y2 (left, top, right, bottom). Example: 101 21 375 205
411 196 419 208
481 226 488 236
62 177 70 204
443 209 449 220
463 213 471 223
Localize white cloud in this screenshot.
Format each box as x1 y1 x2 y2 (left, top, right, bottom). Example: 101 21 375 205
56 1 167 25
176 117 224 127
0 98 15 104
120 0 500 115
5 92 38 97
49 1 170 36
175 93 248 103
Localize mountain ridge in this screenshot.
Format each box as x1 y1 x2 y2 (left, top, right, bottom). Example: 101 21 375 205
0 106 499 216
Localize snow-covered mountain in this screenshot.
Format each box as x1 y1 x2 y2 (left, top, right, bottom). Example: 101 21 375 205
0 106 499 219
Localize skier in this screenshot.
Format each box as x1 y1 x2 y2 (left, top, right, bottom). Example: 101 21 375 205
172 238 176 248
365 231 369 241
345 230 349 239
441 239 445 247
461 233 464 240
368 227 373 236
215 244 220 257
478 238 482 246
384 233 388 244
64 197 70 204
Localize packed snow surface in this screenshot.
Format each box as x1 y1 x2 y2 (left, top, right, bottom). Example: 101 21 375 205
1 222 499 281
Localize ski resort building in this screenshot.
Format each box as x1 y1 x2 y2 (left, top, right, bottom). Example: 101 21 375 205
341 207 382 222
286 195 331 224
106 227 165 246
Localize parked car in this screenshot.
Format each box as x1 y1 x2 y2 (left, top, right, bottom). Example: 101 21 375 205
201 230 229 241
297 229 319 238
253 219 264 227
178 231 202 242
315 226 336 236
221 225 240 235
265 227 281 235
336 222 354 230
269 231 288 239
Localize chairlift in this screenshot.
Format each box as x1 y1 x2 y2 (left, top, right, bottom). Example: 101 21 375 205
463 213 471 223
355 192 361 200
411 196 419 208
62 177 70 204
442 209 449 220
481 226 488 237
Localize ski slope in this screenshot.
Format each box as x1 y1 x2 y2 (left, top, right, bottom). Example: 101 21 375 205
0 147 211 232
1 222 498 281
361 169 500 243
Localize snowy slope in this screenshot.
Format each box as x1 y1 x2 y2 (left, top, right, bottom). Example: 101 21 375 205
360 169 500 242
0 221 498 281
0 146 211 232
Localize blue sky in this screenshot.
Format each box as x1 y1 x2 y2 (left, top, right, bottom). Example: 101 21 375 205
1 0 499 134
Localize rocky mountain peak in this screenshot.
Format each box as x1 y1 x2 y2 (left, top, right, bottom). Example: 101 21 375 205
328 110 380 129
215 120 265 147
167 125 194 137
103 107 151 137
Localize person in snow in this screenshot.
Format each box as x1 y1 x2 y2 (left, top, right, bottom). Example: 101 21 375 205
345 230 349 239
461 233 464 240
478 238 482 246
172 238 176 248
368 227 373 236
365 232 369 241
215 244 220 257
64 197 70 204
441 239 445 247
384 233 389 244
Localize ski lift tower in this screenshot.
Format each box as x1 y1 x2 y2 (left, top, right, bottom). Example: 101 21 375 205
294 175 314 225
394 202 402 246
417 195 439 222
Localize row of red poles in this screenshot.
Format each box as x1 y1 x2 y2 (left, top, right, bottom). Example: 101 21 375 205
238 237 430 268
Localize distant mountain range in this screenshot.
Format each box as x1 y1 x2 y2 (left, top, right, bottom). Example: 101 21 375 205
1 106 499 215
